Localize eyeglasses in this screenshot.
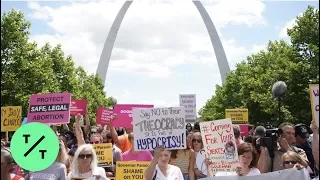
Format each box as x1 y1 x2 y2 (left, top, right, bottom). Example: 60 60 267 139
283 160 297 165
192 139 202 143
90 141 100 144
78 154 93 159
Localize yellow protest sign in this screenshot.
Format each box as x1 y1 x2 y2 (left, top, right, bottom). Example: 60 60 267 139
225 109 248 124
1 106 22 132
92 143 113 167
116 161 150 180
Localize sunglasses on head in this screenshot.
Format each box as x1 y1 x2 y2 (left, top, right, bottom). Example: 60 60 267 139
283 160 297 165
192 139 202 143
78 154 93 159
90 141 100 144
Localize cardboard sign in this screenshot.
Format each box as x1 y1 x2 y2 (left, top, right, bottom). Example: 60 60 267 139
132 106 186 151
179 94 197 122
309 84 319 127
116 161 150 180
92 143 113 167
96 107 113 125
225 109 248 124
70 100 87 116
27 93 71 124
113 104 153 128
200 118 240 172
1 106 22 132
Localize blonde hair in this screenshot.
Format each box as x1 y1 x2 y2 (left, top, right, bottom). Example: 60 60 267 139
281 151 308 168
191 132 203 150
69 144 99 177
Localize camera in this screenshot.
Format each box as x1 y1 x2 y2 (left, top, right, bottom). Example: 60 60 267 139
256 128 283 149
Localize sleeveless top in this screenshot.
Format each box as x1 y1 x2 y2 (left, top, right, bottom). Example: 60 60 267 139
170 150 190 174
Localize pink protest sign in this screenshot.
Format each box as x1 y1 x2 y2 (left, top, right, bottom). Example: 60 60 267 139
70 99 88 116
113 104 154 128
27 93 71 124
96 107 113 125
239 124 249 137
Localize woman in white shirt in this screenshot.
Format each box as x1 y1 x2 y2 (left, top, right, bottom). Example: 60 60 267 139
213 142 261 176
144 146 184 180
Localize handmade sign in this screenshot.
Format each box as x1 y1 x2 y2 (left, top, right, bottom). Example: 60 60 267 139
132 106 186 151
225 109 248 124
1 106 22 132
309 84 319 127
179 94 197 123
27 93 71 124
70 100 87 116
92 143 113 167
116 161 150 180
113 104 153 128
199 118 240 172
96 107 113 125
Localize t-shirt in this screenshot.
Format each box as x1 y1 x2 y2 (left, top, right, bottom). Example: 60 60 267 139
66 167 108 180
215 167 260 176
117 134 131 152
28 162 66 180
313 176 319 180
153 164 184 180
122 150 153 161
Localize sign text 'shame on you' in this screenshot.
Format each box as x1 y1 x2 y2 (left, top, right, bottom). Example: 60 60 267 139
132 106 186 151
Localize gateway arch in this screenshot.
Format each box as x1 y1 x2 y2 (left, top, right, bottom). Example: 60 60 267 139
96 0 230 83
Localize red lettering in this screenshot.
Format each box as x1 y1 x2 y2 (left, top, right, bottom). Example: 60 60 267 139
206 146 225 155
204 134 218 145
313 89 319 97
210 122 232 133
218 131 234 143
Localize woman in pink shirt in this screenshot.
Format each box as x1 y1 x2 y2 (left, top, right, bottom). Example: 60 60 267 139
121 133 153 161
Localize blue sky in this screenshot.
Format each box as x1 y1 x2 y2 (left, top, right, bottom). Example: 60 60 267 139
2 0 319 116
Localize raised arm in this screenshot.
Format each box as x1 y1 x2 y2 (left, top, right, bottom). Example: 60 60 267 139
84 114 90 136
109 114 120 144
75 114 85 146
144 147 162 180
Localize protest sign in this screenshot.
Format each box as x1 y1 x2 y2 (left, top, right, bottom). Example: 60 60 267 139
225 109 248 124
132 106 186 151
309 84 319 127
116 161 150 180
92 143 113 167
70 100 87 116
200 118 239 172
96 107 113 125
27 93 71 124
1 106 22 132
113 104 153 128
179 94 197 123
239 124 249 136
201 168 310 180
196 149 207 175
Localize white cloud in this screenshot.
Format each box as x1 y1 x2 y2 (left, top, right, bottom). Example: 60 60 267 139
279 18 296 38
28 0 266 77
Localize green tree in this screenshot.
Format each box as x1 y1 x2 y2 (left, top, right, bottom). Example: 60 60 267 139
1 9 116 124
200 6 319 126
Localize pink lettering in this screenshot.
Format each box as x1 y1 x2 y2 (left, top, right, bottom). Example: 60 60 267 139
210 122 232 133
218 131 234 143
313 89 319 97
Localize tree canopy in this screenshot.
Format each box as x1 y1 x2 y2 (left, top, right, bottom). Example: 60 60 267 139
1 9 116 124
199 6 319 126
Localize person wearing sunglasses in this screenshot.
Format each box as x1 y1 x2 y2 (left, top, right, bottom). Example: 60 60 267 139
1 148 24 180
191 132 206 179
89 134 103 145
281 151 308 170
66 144 109 180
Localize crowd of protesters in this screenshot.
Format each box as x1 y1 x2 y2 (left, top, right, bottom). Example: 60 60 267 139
1 114 319 180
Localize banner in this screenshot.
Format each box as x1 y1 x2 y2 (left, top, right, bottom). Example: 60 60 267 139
96 107 113 125
70 99 87 116
179 94 197 123
225 109 248 124
309 84 319 127
200 168 310 180
27 93 71 124
132 106 186 151
113 104 153 128
115 161 150 180
1 106 22 132
92 143 113 167
199 119 239 172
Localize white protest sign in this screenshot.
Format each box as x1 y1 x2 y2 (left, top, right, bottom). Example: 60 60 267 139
179 94 196 122
200 168 310 180
199 118 240 172
309 84 319 127
132 107 186 151
196 149 207 175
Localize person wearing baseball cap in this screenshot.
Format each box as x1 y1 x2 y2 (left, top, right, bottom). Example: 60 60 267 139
295 124 318 178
